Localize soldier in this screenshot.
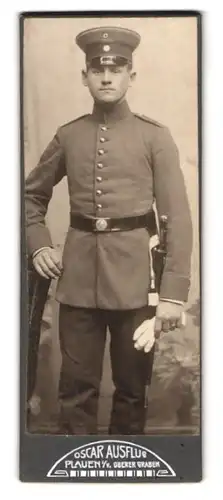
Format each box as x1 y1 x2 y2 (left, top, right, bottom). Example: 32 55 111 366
25 26 193 435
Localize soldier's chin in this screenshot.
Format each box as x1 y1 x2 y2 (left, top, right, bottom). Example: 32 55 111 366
96 92 118 104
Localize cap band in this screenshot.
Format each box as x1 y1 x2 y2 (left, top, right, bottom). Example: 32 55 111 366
87 55 130 68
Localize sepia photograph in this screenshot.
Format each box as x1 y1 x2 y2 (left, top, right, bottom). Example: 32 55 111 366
22 13 200 441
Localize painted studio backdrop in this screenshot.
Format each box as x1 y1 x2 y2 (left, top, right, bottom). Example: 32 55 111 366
23 16 200 434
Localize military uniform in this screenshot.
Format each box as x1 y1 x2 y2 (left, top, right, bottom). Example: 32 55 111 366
25 27 192 434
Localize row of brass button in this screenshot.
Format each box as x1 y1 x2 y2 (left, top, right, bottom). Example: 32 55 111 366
96 126 108 210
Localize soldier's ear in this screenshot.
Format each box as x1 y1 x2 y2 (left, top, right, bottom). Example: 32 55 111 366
82 70 88 87
129 71 136 86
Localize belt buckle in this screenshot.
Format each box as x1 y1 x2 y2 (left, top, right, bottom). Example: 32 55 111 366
95 218 108 232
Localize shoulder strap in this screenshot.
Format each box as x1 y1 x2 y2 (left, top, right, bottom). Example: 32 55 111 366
60 114 90 128
134 113 164 128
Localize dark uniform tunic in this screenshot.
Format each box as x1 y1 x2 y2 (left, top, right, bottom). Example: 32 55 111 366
25 100 192 309
25 99 192 434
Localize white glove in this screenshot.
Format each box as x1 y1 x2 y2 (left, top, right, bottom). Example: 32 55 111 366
133 317 156 353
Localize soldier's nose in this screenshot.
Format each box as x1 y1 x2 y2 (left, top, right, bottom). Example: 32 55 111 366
101 69 112 84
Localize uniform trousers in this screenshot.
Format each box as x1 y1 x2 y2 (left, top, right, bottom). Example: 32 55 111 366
58 304 155 435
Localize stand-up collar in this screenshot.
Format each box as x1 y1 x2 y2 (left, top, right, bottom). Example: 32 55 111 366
92 99 131 124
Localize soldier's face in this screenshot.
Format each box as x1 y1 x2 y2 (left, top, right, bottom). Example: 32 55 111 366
82 65 136 104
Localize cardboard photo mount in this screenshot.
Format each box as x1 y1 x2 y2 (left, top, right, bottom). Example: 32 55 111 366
20 10 202 482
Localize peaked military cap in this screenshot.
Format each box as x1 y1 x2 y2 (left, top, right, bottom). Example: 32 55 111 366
76 26 140 67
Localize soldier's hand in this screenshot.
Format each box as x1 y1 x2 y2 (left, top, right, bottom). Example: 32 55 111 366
154 301 185 339
32 247 63 279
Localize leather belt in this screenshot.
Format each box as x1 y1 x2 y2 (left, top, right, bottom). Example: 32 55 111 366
70 211 157 234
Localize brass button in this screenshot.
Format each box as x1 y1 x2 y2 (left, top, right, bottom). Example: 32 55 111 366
101 126 107 131
96 204 102 209
96 189 102 196
97 162 103 169
100 137 106 143
98 149 104 155
96 176 102 182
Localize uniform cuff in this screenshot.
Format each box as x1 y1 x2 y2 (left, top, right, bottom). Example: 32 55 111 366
160 272 190 302
26 225 53 257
